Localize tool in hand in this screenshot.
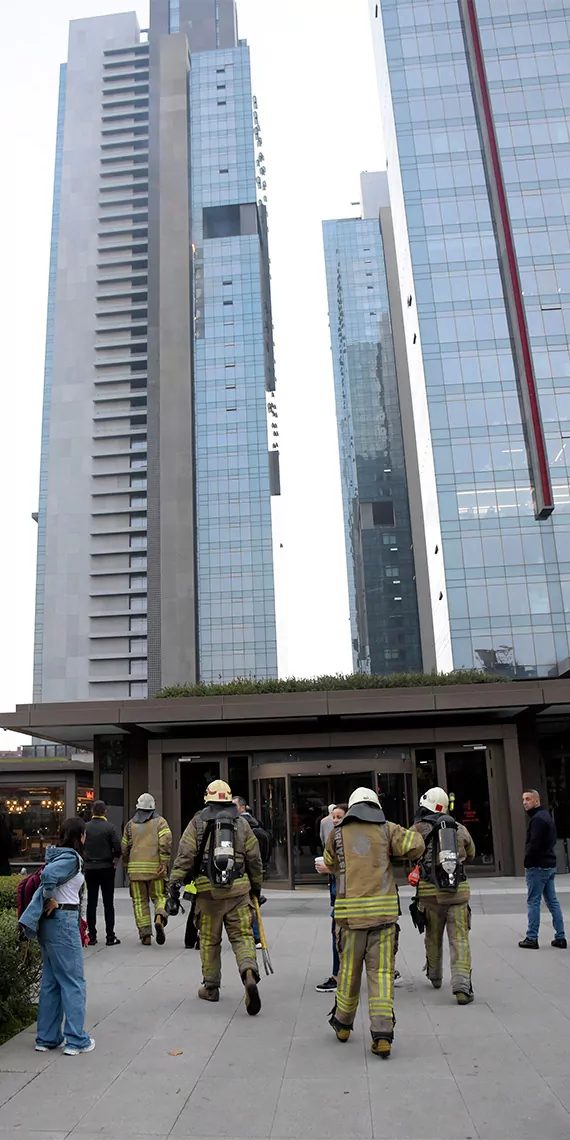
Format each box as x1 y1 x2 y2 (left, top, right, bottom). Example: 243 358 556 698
253 896 273 975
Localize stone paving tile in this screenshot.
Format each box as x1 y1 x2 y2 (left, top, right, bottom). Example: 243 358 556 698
170 1076 283 1138
271 1076 373 1140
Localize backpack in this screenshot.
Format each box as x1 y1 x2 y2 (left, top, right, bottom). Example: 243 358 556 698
423 815 461 893
201 813 239 889
245 814 272 866
17 865 45 938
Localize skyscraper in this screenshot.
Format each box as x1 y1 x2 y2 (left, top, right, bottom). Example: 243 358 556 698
33 0 279 703
323 172 430 675
369 0 570 678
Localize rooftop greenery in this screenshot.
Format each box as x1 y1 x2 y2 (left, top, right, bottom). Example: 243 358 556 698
157 669 508 699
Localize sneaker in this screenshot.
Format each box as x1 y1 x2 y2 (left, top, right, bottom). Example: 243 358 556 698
35 1042 64 1052
518 937 539 949
198 985 220 1002
394 971 403 988
87 937 97 946
63 1037 96 1056
315 977 337 993
106 935 121 946
455 992 474 1005
255 941 263 950
154 916 166 946
244 970 261 1016
371 1037 391 1058
552 938 567 949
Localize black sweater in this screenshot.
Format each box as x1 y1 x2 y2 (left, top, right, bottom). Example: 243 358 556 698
524 806 557 869
85 816 122 870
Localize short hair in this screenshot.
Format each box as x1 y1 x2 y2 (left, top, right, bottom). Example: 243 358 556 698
233 796 247 809
93 800 106 816
523 789 540 798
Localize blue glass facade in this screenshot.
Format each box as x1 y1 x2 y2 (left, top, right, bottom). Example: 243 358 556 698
190 46 277 681
33 64 67 701
323 217 422 675
375 0 570 677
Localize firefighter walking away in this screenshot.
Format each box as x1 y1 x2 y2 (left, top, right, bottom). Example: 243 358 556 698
411 787 476 1004
121 794 172 945
320 787 424 1058
166 780 263 1015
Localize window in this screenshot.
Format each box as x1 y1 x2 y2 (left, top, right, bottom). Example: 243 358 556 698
219 168 229 174
130 658 147 677
129 616 147 632
130 638 147 654
130 457 146 469
131 437 146 450
129 534 146 549
130 515 146 529
129 595 147 612
216 68 225 74
0 786 67 863
217 84 226 90
223 300 233 306
130 475 147 489
203 203 257 239
129 682 147 698
373 500 395 527
129 554 147 569
129 575 147 590
130 496 147 508
217 100 227 106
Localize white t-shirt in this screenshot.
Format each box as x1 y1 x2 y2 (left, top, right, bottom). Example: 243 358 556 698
55 869 84 905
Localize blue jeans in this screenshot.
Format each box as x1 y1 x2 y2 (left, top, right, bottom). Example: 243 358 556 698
37 908 91 1051
252 914 260 943
526 867 565 942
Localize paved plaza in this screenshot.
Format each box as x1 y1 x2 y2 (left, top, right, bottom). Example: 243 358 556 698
0 879 569 1140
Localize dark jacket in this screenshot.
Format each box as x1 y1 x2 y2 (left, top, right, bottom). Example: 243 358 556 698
0 811 12 875
85 815 122 871
524 806 557 869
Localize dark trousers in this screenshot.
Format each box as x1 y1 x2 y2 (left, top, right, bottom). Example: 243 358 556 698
86 867 116 940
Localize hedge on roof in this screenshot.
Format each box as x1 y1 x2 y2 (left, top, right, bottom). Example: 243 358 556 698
156 669 508 699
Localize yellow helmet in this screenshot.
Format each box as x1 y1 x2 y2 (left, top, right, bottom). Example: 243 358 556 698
204 779 232 803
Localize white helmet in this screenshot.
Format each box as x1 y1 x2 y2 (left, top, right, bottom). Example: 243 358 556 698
419 787 449 814
136 793 156 811
348 787 381 810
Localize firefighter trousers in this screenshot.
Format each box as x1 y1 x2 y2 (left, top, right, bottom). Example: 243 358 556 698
196 894 258 989
129 879 167 940
424 900 472 995
335 923 396 1040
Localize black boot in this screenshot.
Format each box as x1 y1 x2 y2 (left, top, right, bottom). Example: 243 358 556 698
518 937 539 949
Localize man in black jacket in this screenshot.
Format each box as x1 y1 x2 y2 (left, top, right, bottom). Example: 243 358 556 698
519 789 566 950
85 800 122 946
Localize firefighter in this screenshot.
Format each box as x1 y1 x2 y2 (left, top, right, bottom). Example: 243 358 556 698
166 780 263 1015
121 793 172 945
412 787 475 1004
319 787 424 1058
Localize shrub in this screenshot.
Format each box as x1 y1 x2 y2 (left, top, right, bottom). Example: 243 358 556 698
157 669 508 699
0 875 22 913
0 910 41 1045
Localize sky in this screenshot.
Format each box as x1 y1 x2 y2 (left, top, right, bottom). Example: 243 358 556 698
0 0 384 748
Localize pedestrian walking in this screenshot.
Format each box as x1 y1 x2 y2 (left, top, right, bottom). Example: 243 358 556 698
319 804 336 851
233 796 271 947
121 793 172 946
84 800 122 946
320 787 424 1058
315 803 346 993
519 789 567 950
412 787 475 1004
166 780 263 1015
19 817 95 1056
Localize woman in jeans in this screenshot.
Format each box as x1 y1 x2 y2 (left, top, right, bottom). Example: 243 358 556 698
20 817 95 1056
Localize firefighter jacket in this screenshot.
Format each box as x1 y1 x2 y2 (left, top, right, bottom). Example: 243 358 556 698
413 818 475 905
169 809 263 902
324 818 424 929
121 810 172 882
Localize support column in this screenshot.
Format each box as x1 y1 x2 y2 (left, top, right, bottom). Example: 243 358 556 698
503 728 526 876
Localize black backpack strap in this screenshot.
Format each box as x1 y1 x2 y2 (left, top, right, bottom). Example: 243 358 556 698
332 825 346 895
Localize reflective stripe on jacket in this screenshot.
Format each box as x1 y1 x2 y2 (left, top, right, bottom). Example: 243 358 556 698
324 819 424 930
169 814 263 901
122 816 172 881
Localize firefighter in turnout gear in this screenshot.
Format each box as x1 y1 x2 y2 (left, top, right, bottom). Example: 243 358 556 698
321 787 424 1058
121 794 172 945
412 787 476 1004
167 780 263 1015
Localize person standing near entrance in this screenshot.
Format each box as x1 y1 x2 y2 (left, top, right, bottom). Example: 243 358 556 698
319 804 336 852
519 789 566 950
315 803 346 993
166 780 263 1014
84 800 122 946
412 787 476 1004
320 787 424 1058
121 794 172 946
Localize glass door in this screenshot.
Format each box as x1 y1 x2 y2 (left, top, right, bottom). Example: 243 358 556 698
444 749 495 867
254 776 289 883
179 760 220 830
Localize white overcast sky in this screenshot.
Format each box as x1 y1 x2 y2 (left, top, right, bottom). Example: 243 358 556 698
0 0 384 747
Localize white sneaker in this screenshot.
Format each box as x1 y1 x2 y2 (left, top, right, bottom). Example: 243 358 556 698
35 1042 64 1052
63 1037 95 1056
394 971 403 987
255 942 263 950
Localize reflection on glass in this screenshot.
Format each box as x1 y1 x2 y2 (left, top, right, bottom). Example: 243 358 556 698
258 778 288 882
0 786 66 864
445 751 494 866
